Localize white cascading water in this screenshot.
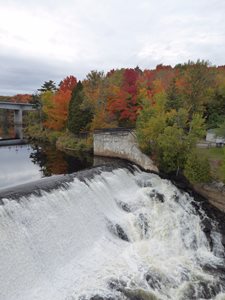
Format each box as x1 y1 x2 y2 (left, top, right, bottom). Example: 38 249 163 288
0 167 225 300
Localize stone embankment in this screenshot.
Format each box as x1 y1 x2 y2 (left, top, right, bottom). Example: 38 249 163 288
194 182 225 213
93 128 158 173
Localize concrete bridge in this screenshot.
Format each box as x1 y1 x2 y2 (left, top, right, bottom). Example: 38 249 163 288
0 102 36 125
0 102 36 139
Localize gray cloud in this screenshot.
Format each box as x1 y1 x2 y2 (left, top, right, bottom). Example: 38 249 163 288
0 0 224 95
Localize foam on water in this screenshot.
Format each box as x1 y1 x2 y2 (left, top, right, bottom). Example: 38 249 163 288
0 167 224 300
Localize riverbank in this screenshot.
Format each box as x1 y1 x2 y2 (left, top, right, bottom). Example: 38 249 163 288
192 147 225 212
193 182 225 213
25 125 93 154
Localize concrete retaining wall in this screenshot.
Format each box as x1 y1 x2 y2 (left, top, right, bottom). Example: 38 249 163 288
0 139 27 147
93 129 158 172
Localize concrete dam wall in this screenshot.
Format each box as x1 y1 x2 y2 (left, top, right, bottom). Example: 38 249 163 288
93 128 158 172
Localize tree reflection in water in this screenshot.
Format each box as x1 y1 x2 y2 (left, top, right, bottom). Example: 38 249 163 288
30 144 93 177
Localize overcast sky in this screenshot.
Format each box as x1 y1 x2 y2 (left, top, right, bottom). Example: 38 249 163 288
0 0 224 95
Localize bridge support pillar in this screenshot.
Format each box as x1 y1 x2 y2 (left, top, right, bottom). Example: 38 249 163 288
14 109 23 125
14 109 23 139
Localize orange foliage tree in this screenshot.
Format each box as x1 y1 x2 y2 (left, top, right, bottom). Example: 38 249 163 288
44 76 77 130
11 94 32 103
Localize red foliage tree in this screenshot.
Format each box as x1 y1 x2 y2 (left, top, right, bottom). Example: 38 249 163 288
107 68 141 125
59 75 77 93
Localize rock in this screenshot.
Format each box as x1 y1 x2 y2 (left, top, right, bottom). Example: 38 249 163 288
193 183 225 213
201 218 213 233
114 224 129 242
108 222 129 242
108 278 127 291
117 200 131 212
90 296 114 300
155 193 164 203
120 288 159 300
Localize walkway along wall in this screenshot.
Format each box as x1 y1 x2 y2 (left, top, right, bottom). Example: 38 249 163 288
93 128 158 173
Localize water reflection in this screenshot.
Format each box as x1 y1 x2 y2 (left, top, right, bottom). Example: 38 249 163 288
0 144 93 190
0 110 15 139
30 144 93 177
0 124 23 140
0 126 15 139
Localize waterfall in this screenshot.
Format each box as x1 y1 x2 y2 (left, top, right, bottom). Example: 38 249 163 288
0 166 224 300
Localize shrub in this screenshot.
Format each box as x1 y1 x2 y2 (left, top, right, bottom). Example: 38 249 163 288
184 150 211 184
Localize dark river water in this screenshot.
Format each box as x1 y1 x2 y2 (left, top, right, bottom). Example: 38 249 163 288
0 143 93 190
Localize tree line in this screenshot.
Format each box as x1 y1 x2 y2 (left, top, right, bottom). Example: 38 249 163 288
11 60 225 182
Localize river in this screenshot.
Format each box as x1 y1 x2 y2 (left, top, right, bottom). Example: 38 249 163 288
0 144 225 299
0 143 93 190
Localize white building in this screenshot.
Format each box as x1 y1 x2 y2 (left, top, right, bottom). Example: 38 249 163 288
206 129 225 146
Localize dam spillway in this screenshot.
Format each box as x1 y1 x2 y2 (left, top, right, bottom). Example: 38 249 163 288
0 165 225 300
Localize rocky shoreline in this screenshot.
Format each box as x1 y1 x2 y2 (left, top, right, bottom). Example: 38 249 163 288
193 182 225 213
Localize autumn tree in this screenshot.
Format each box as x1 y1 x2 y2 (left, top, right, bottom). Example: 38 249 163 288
154 64 175 91
206 70 225 128
107 68 141 126
79 71 112 130
83 70 105 112
59 75 77 92
11 94 32 103
40 90 54 126
174 60 215 116
44 76 77 130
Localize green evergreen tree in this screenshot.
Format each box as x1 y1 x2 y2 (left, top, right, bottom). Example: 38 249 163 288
38 80 57 93
67 81 92 134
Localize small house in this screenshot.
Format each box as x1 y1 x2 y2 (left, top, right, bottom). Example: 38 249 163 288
206 129 225 147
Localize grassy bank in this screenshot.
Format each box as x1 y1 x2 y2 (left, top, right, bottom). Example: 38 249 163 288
25 125 93 154
25 124 63 144
56 132 93 154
